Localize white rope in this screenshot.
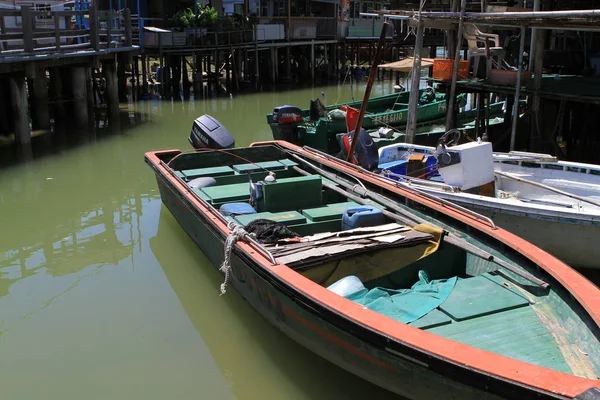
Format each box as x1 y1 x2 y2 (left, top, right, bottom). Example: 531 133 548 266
219 221 254 295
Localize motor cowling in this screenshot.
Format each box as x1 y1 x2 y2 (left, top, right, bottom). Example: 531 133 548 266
189 114 235 150
339 129 379 171
271 105 303 143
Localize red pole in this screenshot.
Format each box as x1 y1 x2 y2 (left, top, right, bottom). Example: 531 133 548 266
346 22 389 163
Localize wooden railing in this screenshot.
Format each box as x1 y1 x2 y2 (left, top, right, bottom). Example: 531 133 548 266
257 16 337 39
0 5 134 55
389 1 509 11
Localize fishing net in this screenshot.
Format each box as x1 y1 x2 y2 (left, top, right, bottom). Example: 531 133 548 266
245 219 300 243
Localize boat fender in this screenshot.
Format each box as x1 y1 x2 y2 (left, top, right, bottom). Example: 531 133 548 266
378 127 394 139
264 172 276 183
188 177 217 189
329 109 347 120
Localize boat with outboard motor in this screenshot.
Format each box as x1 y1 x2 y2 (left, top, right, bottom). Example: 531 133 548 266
266 89 467 154
146 134 600 399
376 137 600 269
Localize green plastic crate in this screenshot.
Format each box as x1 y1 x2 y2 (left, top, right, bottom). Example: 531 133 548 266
257 175 323 213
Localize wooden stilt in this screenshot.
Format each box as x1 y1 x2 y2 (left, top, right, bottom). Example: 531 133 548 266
141 54 148 94
311 41 315 82
10 73 30 145
70 66 89 131
226 50 232 91
49 67 65 131
182 56 191 100
30 67 50 131
103 61 121 132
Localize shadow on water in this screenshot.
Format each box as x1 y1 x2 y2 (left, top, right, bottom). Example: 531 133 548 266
150 205 401 400
0 81 410 399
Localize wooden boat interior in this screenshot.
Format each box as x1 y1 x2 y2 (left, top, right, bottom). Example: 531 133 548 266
160 144 600 380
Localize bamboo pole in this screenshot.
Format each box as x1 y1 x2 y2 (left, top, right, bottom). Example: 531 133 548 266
345 22 389 163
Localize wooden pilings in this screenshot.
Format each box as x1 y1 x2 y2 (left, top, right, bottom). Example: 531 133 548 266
49 67 65 132
29 68 50 131
70 66 89 131
9 73 29 145
0 77 14 134
103 60 121 133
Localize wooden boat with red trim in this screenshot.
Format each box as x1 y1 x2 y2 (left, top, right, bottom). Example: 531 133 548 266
145 140 600 399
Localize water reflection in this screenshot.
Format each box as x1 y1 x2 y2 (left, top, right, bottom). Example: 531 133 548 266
150 205 400 400
1 79 599 399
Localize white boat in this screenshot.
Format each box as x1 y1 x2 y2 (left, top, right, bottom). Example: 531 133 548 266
377 140 600 269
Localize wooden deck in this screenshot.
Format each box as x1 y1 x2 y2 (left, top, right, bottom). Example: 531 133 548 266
0 6 138 72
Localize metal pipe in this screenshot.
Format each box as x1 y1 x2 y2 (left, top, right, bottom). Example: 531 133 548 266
510 25 526 152
528 0 541 72
378 9 600 19
405 20 424 143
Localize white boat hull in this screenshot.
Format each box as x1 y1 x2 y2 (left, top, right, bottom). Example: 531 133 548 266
378 143 600 269
428 191 600 269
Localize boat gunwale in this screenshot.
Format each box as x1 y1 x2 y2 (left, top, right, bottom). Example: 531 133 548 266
377 143 600 222
144 144 600 398
411 188 600 224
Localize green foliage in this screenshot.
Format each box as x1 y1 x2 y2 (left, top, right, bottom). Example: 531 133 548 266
196 4 219 27
172 8 195 29
172 4 218 29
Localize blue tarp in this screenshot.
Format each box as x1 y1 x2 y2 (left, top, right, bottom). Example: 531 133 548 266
345 273 457 324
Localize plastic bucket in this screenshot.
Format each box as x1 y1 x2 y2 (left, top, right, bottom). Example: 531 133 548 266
432 59 469 80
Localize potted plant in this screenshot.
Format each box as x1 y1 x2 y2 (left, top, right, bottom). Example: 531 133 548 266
173 8 195 31
196 4 218 30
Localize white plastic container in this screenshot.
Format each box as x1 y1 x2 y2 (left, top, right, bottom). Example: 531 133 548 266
438 141 494 191
326 276 366 297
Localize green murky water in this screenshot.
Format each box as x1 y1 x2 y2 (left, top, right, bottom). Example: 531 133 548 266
0 82 405 399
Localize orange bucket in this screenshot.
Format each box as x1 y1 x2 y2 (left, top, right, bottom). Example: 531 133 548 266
432 59 469 80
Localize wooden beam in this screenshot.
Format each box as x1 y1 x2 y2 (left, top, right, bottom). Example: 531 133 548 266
90 1 99 50
21 6 33 53
445 0 467 132
406 21 424 143
124 8 132 47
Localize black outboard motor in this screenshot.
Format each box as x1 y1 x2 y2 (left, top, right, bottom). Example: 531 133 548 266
271 105 303 143
338 129 379 171
189 114 235 149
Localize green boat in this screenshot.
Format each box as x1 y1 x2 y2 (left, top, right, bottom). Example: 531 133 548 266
367 100 509 149
267 90 467 154
146 140 600 399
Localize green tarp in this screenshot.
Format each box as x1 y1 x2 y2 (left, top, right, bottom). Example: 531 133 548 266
346 273 457 324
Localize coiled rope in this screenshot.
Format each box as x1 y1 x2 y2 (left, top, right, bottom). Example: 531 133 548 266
219 222 255 295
